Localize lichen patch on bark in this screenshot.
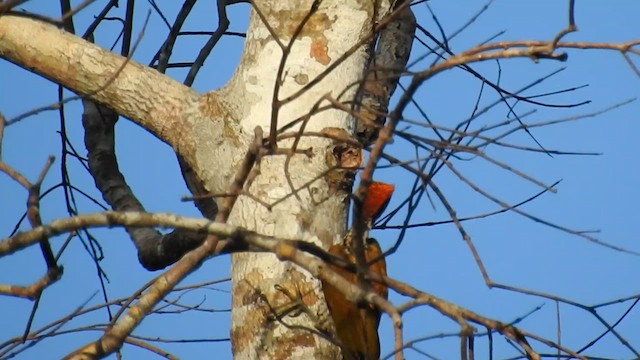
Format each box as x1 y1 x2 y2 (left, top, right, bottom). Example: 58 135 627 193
233 271 265 308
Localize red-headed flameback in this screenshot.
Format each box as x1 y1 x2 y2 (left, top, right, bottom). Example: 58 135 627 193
322 182 394 360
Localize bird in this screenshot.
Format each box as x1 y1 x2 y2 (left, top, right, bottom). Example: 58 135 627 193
322 182 394 360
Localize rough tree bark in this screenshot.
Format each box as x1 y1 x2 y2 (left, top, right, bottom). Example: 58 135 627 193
0 0 408 358
223 1 376 357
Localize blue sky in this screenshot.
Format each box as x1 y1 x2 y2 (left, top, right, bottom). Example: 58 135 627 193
1 1 639 359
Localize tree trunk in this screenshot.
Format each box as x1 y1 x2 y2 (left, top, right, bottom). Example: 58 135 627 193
0 0 391 357
225 1 388 358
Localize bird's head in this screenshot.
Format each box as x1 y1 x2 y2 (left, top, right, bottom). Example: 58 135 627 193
361 182 395 223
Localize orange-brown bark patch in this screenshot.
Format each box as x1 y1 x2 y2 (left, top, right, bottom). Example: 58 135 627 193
273 10 334 65
272 331 317 360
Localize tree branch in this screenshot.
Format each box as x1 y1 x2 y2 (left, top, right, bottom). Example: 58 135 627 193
0 15 204 155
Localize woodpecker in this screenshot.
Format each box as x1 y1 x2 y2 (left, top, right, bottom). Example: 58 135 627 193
322 182 394 360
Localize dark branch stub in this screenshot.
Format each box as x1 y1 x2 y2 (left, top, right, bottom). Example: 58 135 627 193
81 100 208 271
